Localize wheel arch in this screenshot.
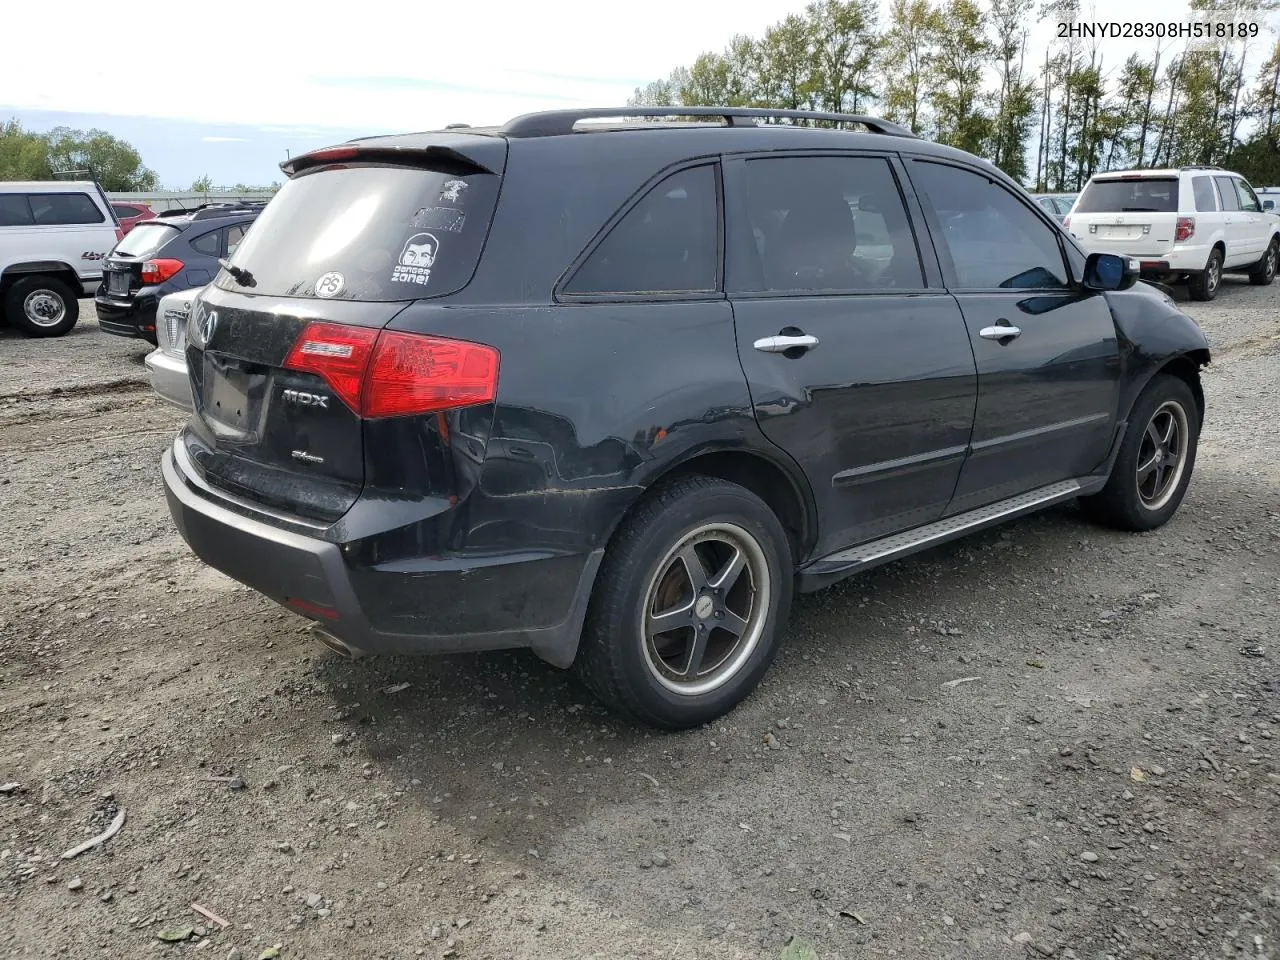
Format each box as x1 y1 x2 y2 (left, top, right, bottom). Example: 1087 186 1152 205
1 261 83 293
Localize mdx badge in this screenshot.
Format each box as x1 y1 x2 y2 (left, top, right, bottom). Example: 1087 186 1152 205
283 389 330 409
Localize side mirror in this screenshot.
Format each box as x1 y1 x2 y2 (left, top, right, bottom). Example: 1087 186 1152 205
1265 199 1276 211
1083 252 1139 292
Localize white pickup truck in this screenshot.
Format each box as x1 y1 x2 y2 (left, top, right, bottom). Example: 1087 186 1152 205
1065 167 1279 301
0 180 121 336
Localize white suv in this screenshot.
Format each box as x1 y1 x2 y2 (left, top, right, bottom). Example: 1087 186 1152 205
0 181 121 336
1065 167 1280 301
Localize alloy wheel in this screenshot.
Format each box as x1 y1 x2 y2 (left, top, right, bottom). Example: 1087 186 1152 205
1136 400 1191 511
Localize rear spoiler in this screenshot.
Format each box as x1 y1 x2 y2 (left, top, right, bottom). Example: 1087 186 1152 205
281 144 497 178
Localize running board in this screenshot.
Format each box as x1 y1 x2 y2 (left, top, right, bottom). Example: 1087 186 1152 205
796 479 1084 593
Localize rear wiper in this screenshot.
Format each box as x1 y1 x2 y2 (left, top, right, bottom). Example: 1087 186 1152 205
218 258 256 287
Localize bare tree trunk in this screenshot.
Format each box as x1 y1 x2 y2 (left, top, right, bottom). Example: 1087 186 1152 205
1036 45 1050 190
1154 56 1182 167
1136 45 1161 168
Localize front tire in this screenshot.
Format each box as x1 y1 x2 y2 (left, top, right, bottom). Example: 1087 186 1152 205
4 275 80 337
1187 248 1222 301
1080 374 1200 532
1248 238 1278 286
575 475 793 729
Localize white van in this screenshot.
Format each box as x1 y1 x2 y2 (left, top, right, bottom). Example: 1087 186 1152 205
0 181 121 336
1065 167 1279 301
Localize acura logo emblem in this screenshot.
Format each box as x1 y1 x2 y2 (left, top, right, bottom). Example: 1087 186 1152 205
193 309 218 347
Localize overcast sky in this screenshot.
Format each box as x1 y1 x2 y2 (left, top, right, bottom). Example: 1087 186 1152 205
2 0 1275 185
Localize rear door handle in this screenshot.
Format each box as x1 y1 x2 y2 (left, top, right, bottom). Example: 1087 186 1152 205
979 324 1022 341
754 334 819 353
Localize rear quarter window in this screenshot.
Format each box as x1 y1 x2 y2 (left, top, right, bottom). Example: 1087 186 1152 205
214 164 500 301
1075 178 1179 213
0 194 34 226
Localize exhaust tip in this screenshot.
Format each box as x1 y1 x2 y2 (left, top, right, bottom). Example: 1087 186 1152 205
309 624 363 660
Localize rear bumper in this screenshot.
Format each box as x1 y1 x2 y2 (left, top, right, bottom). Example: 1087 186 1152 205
95 291 158 339
144 349 191 410
161 442 602 667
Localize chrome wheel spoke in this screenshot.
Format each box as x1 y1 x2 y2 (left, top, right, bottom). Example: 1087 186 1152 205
719 609 750 639
684 628 710 677
1159 414 1176 446
1136 451 1161 481
1145 420 1163 448
647 601 697 638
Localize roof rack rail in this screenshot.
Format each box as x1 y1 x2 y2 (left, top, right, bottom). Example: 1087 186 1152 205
498 106 918 139
156 200 269 220
1180 164 1224 171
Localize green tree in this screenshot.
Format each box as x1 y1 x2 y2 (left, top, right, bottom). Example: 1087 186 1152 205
881 0 937 133
683 52 732 106
190 175 214 192
759 14 818 113
928 0 992 153
0 119 53 180
45 127 158 190
988 0 1038 180
807 0 881 115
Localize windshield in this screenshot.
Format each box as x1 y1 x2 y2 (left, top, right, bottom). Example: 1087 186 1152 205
114 222 180 258
214 164 500 301
1075 178 1179 213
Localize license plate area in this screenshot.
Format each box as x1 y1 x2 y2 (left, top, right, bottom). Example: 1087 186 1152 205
203 353 269 439
108 271 131 295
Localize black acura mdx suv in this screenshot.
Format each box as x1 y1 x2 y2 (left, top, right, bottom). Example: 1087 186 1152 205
161 107 1210 729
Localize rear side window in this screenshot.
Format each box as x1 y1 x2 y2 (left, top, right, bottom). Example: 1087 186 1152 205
1192 177 1218 212
190 230 221 256
29 193 105 225
1075 178 1179 213
0 194 34 226
215 164 499 301
738 155 923 292
113 204 143 219
564 164 720 296
114 222 181 257
1213 177 1240 211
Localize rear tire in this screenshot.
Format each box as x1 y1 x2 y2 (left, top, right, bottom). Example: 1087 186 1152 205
575 475 793 729
1248 238 1278 286
1187 248 1222 301
1080 374 1199 532
4 275 80 337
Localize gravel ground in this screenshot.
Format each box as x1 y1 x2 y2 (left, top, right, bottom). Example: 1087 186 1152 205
1 283 1277 960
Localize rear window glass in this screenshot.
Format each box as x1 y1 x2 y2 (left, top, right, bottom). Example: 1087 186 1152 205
29 193 105 225
1075 178 1179 213
114 222 180 257
113 204 142 218
214 164 499 301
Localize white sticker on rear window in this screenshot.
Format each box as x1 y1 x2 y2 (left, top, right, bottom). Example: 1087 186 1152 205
438 180 468 204
390 233 438 286
314 271 345 298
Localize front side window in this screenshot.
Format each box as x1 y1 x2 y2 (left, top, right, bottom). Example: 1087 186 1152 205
0 194 34 226
911 161 1068 290
564 164 720 296
1232 178 1261 212
739 156 923 292
1192 176 1218 212
29 193 105 225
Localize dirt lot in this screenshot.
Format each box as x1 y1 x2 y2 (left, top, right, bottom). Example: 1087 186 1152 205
1 285 1278 960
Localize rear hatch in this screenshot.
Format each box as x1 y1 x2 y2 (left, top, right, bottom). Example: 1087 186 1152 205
181 138 507 524
1068 176 1180 256
103 221 183 299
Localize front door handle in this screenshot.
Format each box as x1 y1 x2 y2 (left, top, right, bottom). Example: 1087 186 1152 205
979 324 1022 341
754 334 819 353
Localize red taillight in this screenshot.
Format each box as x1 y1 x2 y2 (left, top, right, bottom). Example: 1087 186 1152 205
362 331 500 419
304 146 360 164
1175 217 1195 242
283 323 499 419
283 322 379 412
141 258 184 284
